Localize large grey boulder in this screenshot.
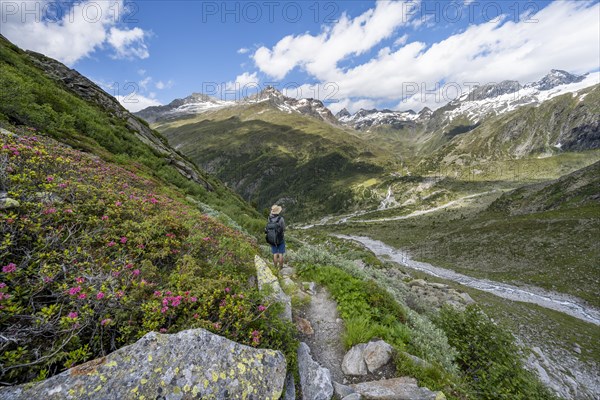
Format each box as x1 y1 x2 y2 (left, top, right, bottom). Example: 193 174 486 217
297 342 334 400
342 343 368 376
342 341 394 376
0 328 286 400
351 377 446 400
334 381 357 398
363 341 394 373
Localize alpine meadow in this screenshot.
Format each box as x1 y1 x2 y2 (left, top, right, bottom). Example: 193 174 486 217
0 1 599 400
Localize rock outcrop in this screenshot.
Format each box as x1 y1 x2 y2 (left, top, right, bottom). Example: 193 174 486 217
351 377 446 400
407 279 474 310
0 328 286 400
342 341 395 376
255 255 292 321
297 342 334 400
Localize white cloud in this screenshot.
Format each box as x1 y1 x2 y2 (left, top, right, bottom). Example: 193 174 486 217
155 80 174 90
0 0 150 65
225 72 259 91
252 0 600 111
237 48 250 54
394 34 409 47
107 27 149 59
116 94 161 113
139 76 152 90
252 1 418 80
137 69 147 76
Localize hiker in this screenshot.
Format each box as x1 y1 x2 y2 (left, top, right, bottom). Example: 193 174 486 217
265 204 286 269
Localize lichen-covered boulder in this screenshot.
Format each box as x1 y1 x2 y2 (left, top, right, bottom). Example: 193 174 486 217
0 329 286 400
342 343 368 376
255 255 292 321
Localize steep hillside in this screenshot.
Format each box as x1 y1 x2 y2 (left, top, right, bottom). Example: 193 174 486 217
150 90 397 219
0 35 263 233
490 161 600 215
0 35 299 384
424 84 600 168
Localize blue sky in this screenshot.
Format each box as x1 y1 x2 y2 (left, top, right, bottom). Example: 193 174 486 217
1 0 599 112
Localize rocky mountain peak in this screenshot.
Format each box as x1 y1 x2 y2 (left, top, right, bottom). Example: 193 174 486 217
529 69 586 91
247 85 286 103
335 108 351 119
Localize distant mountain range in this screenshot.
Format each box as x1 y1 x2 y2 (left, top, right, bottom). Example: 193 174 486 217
135 85 337 124
133 69 599 216
136 69 597 137
336 70 594 131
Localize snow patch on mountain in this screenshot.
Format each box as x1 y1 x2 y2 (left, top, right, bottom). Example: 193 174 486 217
445 71 599 123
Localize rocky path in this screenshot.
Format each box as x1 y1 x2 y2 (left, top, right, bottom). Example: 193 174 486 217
293 283 346 383
273 261 447 400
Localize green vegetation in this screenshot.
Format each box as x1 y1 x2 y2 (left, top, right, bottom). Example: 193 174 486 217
297 264 409 349
329 168 600 307
0 133 296 384
288 236 557 399
153 104 396 219
437 305 558 400
0 35 264 235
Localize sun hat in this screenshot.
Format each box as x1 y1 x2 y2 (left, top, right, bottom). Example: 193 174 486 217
271 205 282 215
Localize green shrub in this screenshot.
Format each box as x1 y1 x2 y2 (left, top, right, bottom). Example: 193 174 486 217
436 305 558 400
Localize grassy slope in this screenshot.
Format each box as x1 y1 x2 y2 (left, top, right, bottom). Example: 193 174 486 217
153 103 398 219
0 35 264 235
0 36 297 384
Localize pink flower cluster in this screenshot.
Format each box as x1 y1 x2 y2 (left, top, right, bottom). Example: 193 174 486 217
2 263 16 273
251 330 261 345
68 286 82 296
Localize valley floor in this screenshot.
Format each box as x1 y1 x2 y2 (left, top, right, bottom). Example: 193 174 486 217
294 188 600 399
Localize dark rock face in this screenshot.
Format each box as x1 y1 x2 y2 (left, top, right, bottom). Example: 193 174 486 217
561 122 600 151
466 80 522 101
530 69 586 91
335 108 351 119
0 329 287 400
24 50 213 191
246 86 339 124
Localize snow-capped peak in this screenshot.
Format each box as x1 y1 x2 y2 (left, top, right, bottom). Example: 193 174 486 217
527 69 586 91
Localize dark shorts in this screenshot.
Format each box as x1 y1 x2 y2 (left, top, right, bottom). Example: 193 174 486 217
271 241 286 254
